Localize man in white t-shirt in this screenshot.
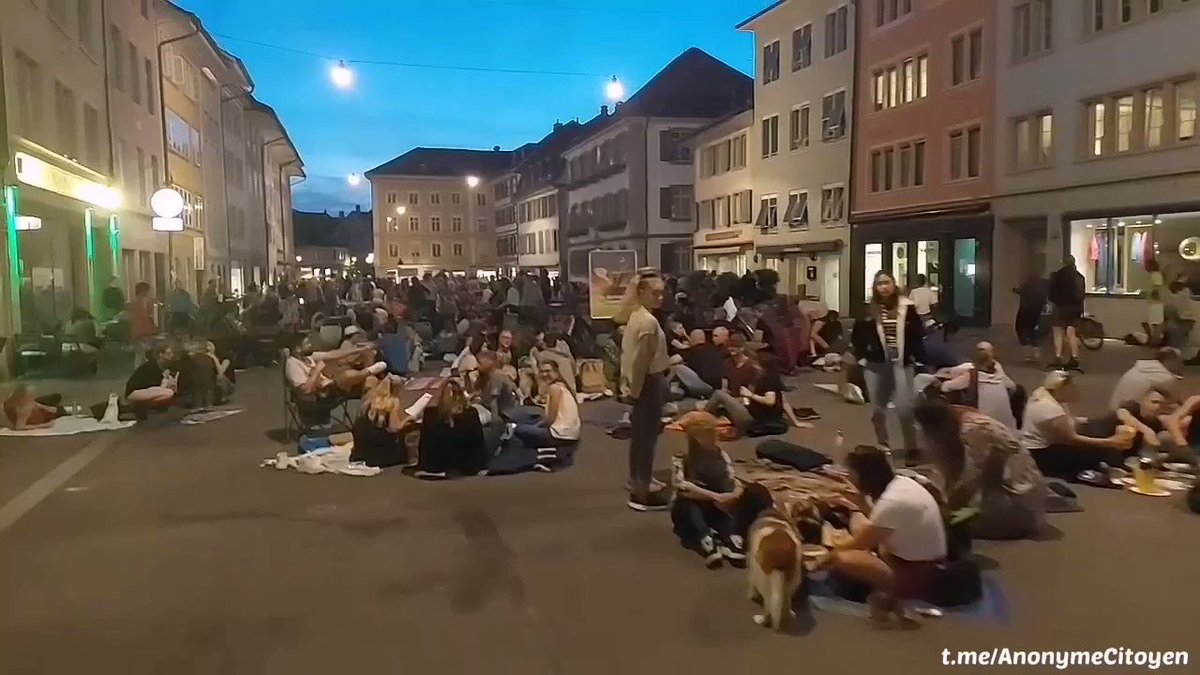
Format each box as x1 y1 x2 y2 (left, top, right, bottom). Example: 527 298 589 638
908 274 938 323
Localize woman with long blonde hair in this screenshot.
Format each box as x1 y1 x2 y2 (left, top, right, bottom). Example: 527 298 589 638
350 375 413 468
414 378 488 479
618 270 672 511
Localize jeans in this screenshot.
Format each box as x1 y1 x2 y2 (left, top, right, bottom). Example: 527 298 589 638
513 423 574 448
704 389 754 429
671 498 733 543
671 364 714 398
629 372 667 493
863 361 917 450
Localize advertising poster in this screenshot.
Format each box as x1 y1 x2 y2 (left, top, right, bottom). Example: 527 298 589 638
588 249 637 319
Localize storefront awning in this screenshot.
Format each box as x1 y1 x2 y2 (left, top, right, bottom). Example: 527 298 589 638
757 240 844 255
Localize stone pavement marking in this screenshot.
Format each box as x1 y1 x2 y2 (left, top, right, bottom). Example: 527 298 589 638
0 431 125 533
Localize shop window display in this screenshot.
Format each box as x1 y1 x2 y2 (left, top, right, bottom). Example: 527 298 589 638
864 243 883 301
1068 211 1200 296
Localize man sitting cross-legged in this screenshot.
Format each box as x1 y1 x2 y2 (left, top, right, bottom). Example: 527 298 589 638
122 341 183 416
285 334 388 423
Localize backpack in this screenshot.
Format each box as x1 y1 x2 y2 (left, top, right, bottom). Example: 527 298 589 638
929 558 984 608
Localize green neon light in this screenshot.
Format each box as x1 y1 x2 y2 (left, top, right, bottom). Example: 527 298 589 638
109 214 121 285
84 208 98 316
4 186 23 334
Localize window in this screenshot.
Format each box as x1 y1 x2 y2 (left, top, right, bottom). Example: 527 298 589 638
453 243 464 257
874 0 913 27
731 134 747 168
127 43 141 105
949 127 983 180
1092 0 1106 32
409 216 419 232
792 24 812 70
54 81 77 158
452 216 463 232
431 243 442 258
757 195 779 231
386 191 397 204
789 105 810 150
821 91 846 141
1069 212 1200 296
166 110 201 164
408 192 419 205
659 185 693 220
82 104 100 168
77 0 95 53
761 115 780 157
144 58 156 112
824 5 849 57
430 216 441 232
659 128 692 162
1144 88 1164 148
1013 0 1053 60
952 28 984 85
821 185 845 224
762 40 781 84
872 54 927 111
476 193 487 206
478 218 489 232
783 191 809 229
883 147 895 190
387 243 399 259
429 192 441 205
450 192 461 205
140 0 150 18
1012 112 1053 169
1089 101 1107 156
150 154 159 193
893 140 925 187
109 25 124 91
136 148 147 205
1177 79 1196 141
1148 0 1162 14
1116 94 1134 152
1120 0 1132 23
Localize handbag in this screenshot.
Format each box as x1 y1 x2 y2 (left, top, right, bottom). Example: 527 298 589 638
577 358 607 394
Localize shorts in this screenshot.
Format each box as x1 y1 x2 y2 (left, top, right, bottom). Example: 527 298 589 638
1051 304 1082 328
887 555 942 601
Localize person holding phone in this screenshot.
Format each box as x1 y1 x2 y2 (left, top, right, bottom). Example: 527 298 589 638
124 342 181 410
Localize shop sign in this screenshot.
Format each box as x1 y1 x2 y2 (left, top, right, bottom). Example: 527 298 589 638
15 216 42 231
152 217 184 232
806 265 817 281
15 152 121 209
705 229 743 242
589 249 637 320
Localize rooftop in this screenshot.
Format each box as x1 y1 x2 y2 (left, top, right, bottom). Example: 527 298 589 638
365 147 516 179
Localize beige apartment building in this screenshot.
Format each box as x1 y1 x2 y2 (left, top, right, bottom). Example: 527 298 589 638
739 0 854 310
993 0 1200 334
689 108 755 276
250 100 304 283
367 148 512 278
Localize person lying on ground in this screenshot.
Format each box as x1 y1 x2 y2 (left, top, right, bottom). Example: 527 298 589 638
415 379 488 480
914 398 1047 541
513 361 581 451
3 384 67 430
669 329 723 398
285 334 387 399
670 411 745 567
1020 371 1138 483
813 445 948 627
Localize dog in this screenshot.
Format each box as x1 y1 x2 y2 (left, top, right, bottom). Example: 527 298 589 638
746 507 805 631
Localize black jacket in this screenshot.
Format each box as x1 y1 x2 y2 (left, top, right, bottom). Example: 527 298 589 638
1047 266 1085 306
850 302 926 365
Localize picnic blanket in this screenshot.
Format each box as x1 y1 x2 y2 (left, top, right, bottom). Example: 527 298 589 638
732 457 855 515
0 416 135 436
181 408 244 425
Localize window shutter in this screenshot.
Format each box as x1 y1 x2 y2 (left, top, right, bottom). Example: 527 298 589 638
659 187 672 219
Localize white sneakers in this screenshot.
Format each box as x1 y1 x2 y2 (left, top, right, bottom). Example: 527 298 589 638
367 361 389 376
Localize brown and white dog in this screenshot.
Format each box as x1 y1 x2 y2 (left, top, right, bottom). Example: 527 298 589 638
746 507 805 631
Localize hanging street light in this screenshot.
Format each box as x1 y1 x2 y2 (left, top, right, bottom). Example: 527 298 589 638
606 75 625 103
396 205 407 215
365 252 375 265
347 173 361 187
465 175 480 189
331 60 355 89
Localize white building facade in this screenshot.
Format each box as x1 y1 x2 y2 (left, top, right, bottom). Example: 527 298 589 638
993 0 1200 334
739 0 855 311
690 109 755 275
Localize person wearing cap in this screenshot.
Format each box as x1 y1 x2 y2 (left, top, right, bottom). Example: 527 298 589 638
340 324 369 350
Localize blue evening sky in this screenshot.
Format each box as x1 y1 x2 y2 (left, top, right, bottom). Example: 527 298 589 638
178 0 759 214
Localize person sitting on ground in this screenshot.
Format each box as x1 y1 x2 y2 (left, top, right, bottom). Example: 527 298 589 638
938 341 1022 430
914 398 1047 540
471 350 520 452
1020 371 1137 483
1162 394 1200 462
340 324 371 351
809 308 843 357
454 334 487 384
351 375 416 469
415 379 488 480
525 330 577 399
285 334 387 402
3 384 67 430
65 308 102 354
703 344 787 437
125 342 181 411
1077 386 1172 461
711 325 731 356
666 318 691 354
1109 347 1184 410
814 445 948 627
670 411 745 568
669 329 724 398
512 361 581 455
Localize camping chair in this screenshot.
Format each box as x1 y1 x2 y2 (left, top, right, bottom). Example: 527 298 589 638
279 348 353 442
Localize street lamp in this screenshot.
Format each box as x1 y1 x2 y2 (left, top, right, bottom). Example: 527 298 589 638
365 252 375 265
395 205 407 215
350 256 358 264
295 255 303 263
465 175 480 189
347 173 361 187
331 60 355 89
606 75 625 103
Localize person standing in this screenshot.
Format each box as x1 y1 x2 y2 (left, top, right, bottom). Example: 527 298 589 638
851 271 925 464
166 279 195 335
1047 256 1086 371
618 271 672 511
908 274 938 326
101 277 126 322
1013 272 1048 362
130 281 158 367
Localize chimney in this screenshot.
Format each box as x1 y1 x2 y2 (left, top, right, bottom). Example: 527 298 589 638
338 210 345 218
600 104 609 116
615 100 623 109
553 119 563 131
493 145 501 152
354 204 361 213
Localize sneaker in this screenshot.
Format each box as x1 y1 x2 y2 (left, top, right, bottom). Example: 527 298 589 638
367 361 389 376
415 470 448 480
627 489 671 512
721 534 747 564
533 463 553 473
700 534 723 568
1065 358 1083 373
1046 359 1064 371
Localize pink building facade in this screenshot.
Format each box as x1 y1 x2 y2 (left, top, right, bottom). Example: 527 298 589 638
849 0 998 324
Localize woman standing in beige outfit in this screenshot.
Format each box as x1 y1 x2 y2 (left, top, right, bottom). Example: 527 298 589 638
618 271 672 511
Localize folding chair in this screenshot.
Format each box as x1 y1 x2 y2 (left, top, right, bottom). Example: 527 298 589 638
280 348 354 443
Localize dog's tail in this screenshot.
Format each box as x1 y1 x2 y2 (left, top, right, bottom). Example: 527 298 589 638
764 569 788 632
